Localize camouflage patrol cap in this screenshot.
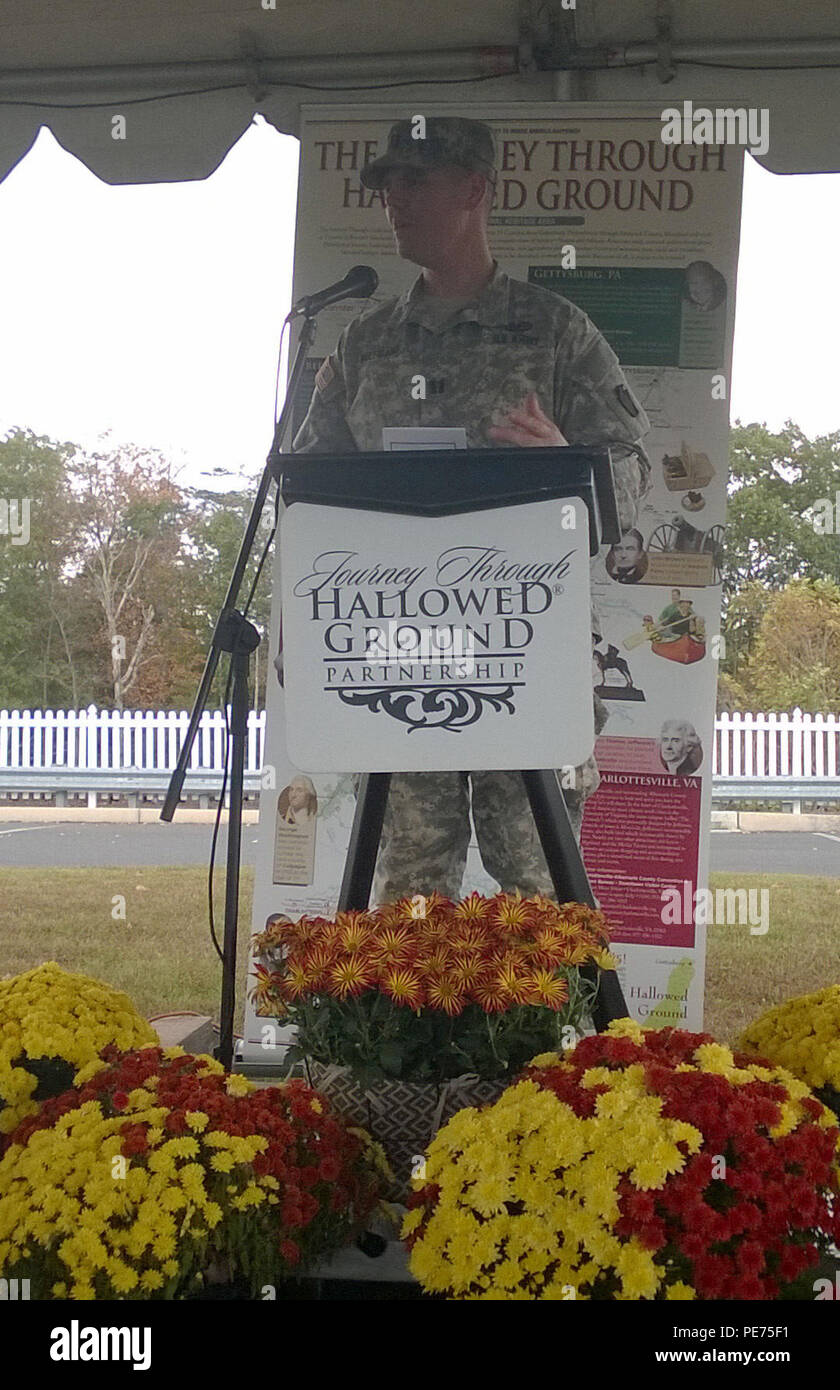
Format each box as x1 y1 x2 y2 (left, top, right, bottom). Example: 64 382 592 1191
360 116 497 189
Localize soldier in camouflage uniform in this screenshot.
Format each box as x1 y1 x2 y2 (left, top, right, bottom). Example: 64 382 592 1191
292 116 650 903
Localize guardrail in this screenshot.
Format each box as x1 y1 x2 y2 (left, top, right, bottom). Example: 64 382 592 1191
0 706 838 811
0 767 264 808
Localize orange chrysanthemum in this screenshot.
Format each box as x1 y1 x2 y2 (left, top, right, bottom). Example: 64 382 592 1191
281 960 312 1000
419 891 453 914
491 894 536 933
375 903 408 929
425 975 467 1017
472 977 513 1013
418 947 454 977
528 928 569 968
528 969 570 1011
369 926 415 966
453 891 493 923
416 918 451 945
553 917 590 942
449 952 491 992
382 968 425 1009
327 956 375 999
449 922 495 953
339 921 375 954
249 963 286 1011
494 960 536 1006
563 943 597 967
299 945 336 988
333 908 374 931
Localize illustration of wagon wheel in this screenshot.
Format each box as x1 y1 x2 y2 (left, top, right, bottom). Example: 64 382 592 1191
702 524 725 583
647 522 680 554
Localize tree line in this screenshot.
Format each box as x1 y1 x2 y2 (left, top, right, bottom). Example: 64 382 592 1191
1 422 839 713
0 428 273 711
718 422 840 712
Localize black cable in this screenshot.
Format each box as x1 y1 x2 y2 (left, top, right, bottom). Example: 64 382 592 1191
645 57 840 72
207 316 290 964
0 70 512 111
207 663 233 963
207 514 277 961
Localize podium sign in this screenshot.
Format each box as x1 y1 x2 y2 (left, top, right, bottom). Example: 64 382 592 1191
281 495 594 772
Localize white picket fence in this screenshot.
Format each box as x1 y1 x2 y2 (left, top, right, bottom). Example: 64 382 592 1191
0 706 265 776
714 709 840 780
0 706 838 805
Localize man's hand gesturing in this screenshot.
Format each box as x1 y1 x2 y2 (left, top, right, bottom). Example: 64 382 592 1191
487 392 569 447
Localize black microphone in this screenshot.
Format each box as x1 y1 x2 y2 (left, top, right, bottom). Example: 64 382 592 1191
288 265 379 320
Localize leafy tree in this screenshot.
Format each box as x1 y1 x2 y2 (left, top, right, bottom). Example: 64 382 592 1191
0 429 84 707
67 445 188 709
719 423 840 705
726 579 840 712
0 432 275 711
723 422 840 597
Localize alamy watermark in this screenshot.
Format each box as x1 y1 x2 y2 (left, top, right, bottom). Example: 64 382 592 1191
661 101 770 158
661 880 769 936
0 498 30 545
807 492 840 533
365 620 477 672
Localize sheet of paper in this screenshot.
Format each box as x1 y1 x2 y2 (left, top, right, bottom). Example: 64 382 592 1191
381 426 467 451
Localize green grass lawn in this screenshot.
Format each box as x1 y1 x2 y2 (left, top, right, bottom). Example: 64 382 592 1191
0 866 255 1035
1 867 838 1046
705 871 840 1043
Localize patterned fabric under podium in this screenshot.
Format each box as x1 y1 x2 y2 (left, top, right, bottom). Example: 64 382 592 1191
305 1060 506 1202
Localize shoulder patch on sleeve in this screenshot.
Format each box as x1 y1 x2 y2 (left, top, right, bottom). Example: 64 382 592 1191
315 355 336 393
615 383 640 418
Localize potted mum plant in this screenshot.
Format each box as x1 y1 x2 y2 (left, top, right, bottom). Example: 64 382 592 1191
738 984 840 1121
250 890 615 1198
0 963 158 1139
403 1020 840 1300
0 1045 389 1299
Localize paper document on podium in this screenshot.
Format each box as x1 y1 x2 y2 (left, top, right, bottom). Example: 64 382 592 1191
381 427 467 451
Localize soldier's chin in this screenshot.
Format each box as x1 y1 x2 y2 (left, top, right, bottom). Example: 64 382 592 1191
393 230 428 266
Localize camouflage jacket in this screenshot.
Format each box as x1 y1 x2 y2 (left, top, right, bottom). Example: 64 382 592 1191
292 261 651 533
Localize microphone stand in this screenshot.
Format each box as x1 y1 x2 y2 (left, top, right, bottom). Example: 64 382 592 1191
161 311 317 1071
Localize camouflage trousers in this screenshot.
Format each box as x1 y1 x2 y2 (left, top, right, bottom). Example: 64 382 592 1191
370 757 599 905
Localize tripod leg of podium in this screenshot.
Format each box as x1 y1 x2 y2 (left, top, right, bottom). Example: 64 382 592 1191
521 769 629 1030
338 772 391 911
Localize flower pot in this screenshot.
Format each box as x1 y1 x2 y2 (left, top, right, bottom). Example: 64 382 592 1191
305 1060 505 1202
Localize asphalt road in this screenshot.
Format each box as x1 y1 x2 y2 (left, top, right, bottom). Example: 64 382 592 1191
0 821 261 869
2 823 840 876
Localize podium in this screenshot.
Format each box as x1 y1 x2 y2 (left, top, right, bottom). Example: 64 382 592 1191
275 446 629 1030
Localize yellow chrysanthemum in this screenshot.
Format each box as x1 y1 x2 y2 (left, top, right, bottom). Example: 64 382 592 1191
0 964 157 1131
224 1073 253 1097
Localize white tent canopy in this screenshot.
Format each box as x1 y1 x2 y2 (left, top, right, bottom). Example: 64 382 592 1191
1 0 839 182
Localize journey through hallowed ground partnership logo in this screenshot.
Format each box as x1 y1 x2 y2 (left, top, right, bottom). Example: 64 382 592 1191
292 543 576 733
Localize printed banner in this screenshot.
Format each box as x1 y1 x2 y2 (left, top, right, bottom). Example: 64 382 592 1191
280 497 594 771
241 103 743 1059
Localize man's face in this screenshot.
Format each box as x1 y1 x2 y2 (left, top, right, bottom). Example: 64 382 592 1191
661 730 687 763
382 165 486 268
289 783 307 810
614 535 642 567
